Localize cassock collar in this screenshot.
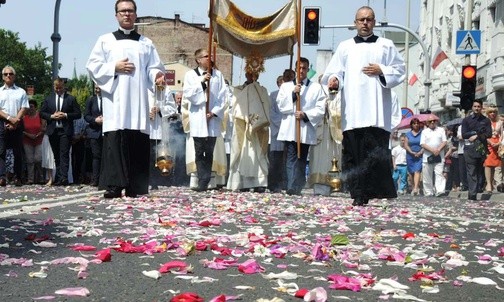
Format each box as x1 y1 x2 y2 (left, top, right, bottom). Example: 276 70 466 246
354 34 379 44
113 27 141 41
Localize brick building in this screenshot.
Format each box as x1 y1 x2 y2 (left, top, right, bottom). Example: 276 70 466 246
135 14 233 90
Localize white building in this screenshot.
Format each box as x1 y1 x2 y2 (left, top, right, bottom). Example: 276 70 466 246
410 0 504 120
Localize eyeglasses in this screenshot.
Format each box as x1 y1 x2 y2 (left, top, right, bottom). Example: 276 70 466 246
427 120 436 124
199 55 209 59
356 18 375 23
117 9 136 15
2 73 14 76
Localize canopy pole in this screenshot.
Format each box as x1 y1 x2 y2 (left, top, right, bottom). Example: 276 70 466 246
295 0 302 158
206 0 214 116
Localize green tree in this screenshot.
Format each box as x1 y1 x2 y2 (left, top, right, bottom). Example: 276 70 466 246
0 29 53 96
67 74 93 111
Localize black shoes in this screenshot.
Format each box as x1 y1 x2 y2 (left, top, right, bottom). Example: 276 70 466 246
352 197 369 206
104 187 122 199
54 179 69 186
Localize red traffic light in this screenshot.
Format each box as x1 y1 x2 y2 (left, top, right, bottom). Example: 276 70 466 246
307 10 317 21
462 65 476 79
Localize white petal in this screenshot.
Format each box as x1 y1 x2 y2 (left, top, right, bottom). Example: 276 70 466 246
142 270 161 280
470 277 497 285
262 271 298 280
489 266 504 274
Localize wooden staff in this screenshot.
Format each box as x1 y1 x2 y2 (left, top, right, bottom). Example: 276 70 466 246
295 0 302 158
206 0 214 116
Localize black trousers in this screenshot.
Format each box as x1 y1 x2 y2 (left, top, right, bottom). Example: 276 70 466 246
99 130 150 195
268 149 285 192
464 147 485 198
342 127 397 200
89 137 102 184
0 121 23 179
193 136 216 189
48 128 70 182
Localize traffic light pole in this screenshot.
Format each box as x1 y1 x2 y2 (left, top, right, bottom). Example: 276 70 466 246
321 22 432 111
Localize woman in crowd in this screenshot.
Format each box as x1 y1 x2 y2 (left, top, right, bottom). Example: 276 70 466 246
483 105 502 193
404 118 423 195
22 100 45 184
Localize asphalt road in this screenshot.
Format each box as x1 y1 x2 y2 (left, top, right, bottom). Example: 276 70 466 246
1 184 503 302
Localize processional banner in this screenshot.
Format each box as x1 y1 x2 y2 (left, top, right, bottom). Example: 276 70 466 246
211 0 297 59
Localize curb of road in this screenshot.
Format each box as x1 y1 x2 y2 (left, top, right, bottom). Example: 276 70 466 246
448 190 504 201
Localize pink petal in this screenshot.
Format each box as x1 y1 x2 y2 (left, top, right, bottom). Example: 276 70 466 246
238 259 264 274
54 287 90 297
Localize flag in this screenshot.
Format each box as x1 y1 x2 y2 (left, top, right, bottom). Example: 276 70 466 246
431 46 448 69
408 73 418 86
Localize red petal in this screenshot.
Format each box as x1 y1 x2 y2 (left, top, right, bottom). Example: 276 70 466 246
295 288 309 298
95 249 112 262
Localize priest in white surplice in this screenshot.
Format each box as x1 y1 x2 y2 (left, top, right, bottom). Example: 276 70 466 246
321 6 406 206
183 48 227 192
308 83 343 196
86 0 166 198
277 57 325 195
227 71 270 192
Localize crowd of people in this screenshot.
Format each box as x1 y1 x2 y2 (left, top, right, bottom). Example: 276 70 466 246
390 102 503 200
3 1 500 205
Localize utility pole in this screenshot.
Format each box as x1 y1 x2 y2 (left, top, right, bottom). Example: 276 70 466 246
51 0 62 79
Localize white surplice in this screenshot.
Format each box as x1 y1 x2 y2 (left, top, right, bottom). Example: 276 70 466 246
321 36 406 132
86 33 165 135
308 90 343 195
276 80 326 145
183 68 227 138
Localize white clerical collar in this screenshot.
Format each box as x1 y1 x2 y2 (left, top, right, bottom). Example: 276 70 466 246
198 67 208 75
358 33 374 41
119 26 134 35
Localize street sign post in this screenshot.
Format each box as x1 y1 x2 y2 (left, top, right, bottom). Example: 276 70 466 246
456 30 481 55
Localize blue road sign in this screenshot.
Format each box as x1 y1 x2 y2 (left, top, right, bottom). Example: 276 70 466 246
456 30 481 55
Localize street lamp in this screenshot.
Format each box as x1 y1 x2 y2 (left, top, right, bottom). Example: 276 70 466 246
51 0 62 79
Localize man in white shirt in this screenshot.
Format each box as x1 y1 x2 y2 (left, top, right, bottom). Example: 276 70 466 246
0 65 29 186
420 118 447 196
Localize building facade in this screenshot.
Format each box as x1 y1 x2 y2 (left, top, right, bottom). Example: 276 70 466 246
135 14 234 90
410 0 504 120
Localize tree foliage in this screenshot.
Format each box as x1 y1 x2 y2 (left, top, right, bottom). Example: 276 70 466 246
0 29 53 97
67 74 93 111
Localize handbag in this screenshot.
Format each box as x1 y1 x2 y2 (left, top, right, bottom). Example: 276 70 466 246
498 144 504 158
427 154 442 164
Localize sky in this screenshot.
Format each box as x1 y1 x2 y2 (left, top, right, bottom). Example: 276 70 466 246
0 0 420 92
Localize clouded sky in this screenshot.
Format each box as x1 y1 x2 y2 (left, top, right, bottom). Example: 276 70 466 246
0 0 420 92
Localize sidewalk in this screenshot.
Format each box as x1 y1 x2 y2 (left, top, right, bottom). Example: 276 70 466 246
448 190 504 201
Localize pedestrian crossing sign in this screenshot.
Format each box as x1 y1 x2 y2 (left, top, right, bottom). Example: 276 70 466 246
456 30 481 55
